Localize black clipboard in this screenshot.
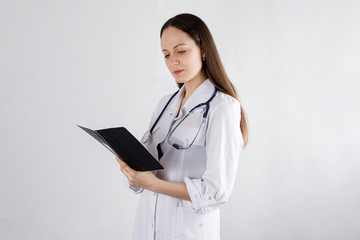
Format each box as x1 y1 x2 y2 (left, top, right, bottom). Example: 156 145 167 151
77 125 164 171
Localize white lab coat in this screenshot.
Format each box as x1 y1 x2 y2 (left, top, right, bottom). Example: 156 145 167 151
124 79 243 240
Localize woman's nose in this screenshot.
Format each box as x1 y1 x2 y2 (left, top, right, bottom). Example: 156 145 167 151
170 56 180 65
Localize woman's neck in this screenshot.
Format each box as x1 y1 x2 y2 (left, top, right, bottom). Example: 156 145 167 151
183 74 207 100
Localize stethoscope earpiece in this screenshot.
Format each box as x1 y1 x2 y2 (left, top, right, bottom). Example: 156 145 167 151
172 144 180 149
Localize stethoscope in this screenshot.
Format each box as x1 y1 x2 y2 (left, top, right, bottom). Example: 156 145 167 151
141 87 218 149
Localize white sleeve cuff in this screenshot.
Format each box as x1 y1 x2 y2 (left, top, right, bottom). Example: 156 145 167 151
184 177 220 213
123 174 143 194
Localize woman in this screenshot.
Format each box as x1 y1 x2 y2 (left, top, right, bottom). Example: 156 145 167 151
117 13 248 240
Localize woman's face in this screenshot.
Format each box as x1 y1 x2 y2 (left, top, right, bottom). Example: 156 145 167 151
161 27 205 85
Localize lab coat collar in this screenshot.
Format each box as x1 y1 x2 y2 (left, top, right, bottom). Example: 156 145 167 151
179 79 216 115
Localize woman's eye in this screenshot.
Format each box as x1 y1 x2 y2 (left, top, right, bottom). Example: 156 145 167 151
164 54 170 59
178 50 185 54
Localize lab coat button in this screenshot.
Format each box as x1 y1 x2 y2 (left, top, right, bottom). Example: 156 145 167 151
170 112 173 115
152 223 154 228
186 138 189 142
199 223 203 227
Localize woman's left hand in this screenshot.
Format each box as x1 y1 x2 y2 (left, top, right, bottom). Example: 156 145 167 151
116 156 158 190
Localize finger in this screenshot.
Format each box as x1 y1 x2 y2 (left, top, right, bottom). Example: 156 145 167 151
120 166 128 175
121 167 131 180
123 166 135 176
116 156 123 163
116 157 128 167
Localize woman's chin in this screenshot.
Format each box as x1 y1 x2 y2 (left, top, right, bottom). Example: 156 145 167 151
174 76 188 84
173 76 189 84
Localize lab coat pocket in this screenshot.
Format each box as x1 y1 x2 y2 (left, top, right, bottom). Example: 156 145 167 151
168 112 206 148
174 206 220 240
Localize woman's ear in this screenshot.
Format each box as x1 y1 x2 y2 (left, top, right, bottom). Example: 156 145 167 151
201 49 206 59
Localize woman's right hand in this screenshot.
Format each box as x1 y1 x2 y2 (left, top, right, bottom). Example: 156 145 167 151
115 157 158 190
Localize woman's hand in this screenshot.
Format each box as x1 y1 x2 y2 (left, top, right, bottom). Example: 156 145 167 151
116 156 158 190
116 156 191 201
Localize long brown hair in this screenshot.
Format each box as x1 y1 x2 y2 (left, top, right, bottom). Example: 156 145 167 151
160 13 248 149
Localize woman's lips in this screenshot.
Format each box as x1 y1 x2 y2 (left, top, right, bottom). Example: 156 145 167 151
173 69 184 75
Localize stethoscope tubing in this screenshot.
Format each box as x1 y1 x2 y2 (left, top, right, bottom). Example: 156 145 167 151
150 88 218 134
143 87 218 146
150 90 179 134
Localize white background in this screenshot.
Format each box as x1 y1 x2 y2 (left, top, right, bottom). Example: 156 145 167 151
1 0 359 239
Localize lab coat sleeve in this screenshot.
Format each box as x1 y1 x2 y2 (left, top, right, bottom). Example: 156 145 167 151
123 94 172 194
184 99 243 213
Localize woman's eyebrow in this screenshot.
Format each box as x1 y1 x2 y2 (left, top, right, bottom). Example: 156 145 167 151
162 43 187 52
